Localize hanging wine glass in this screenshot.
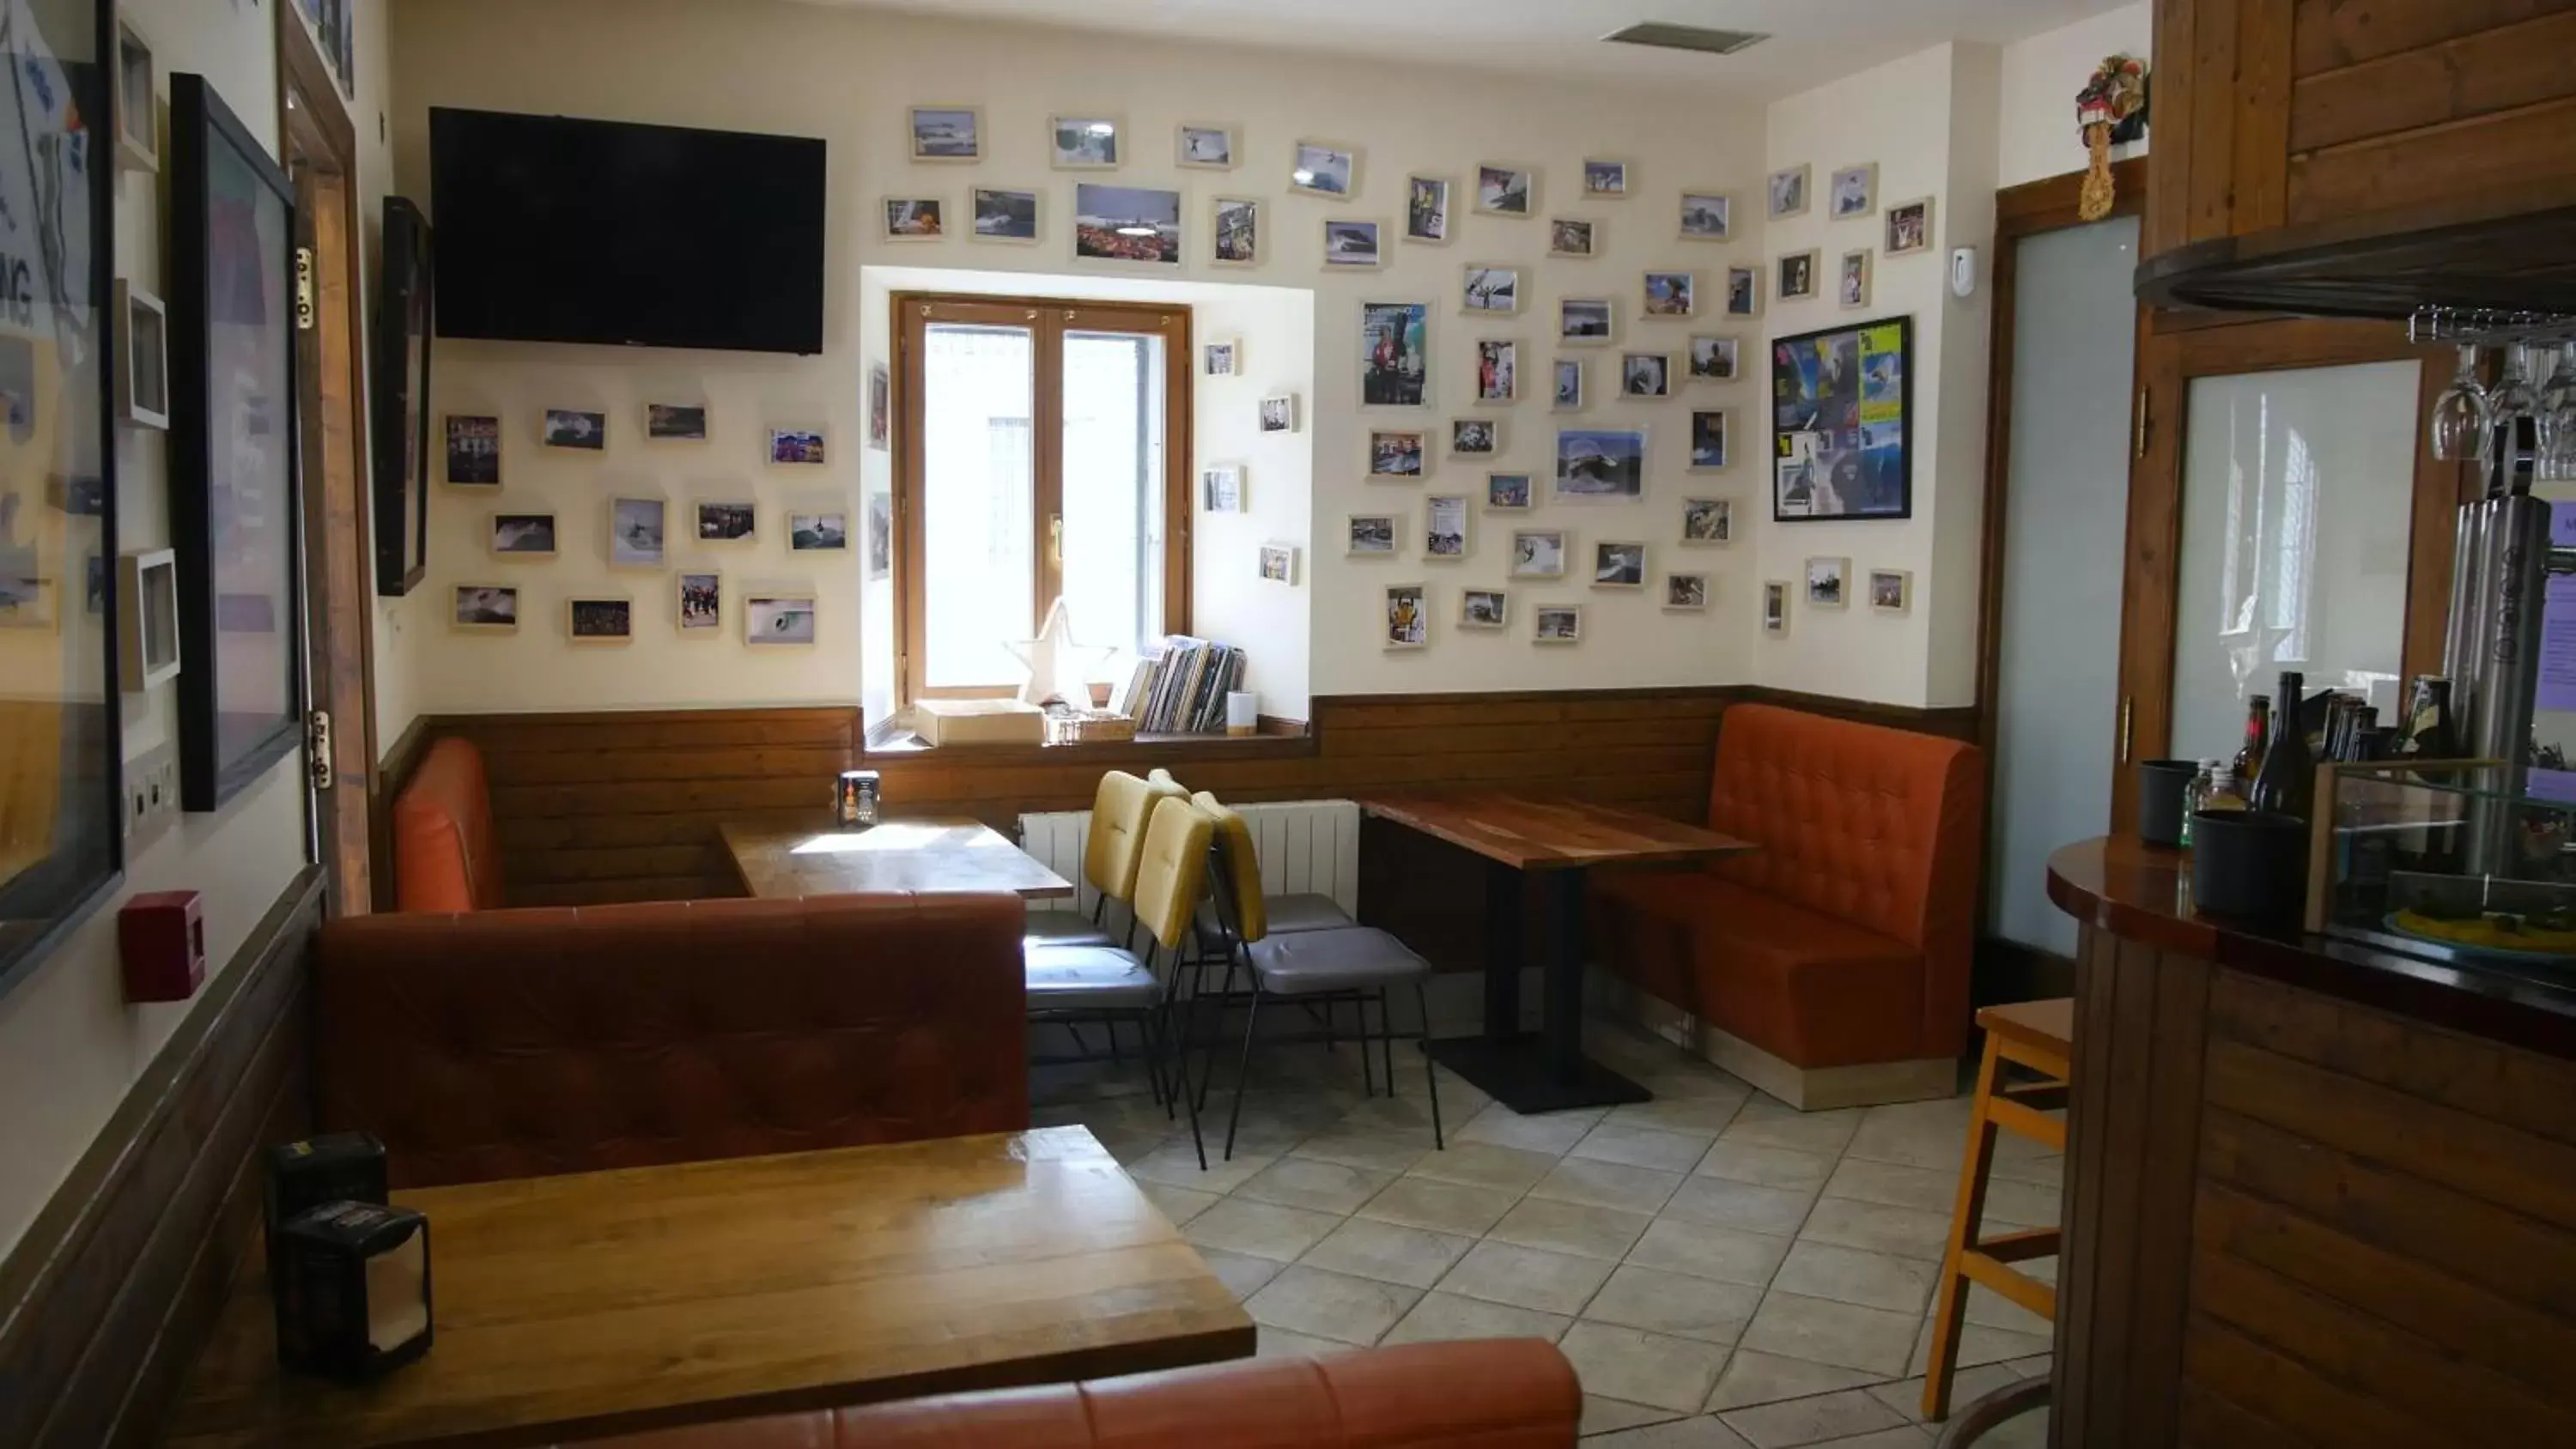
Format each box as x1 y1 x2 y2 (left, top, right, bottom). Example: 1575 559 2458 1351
2430 343 2491 462
2543 341 2576 482
2491 344 2543 482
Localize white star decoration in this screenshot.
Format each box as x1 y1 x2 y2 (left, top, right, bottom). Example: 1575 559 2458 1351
1004 597 1115 706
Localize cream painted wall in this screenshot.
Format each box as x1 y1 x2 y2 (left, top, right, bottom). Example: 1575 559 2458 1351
0 0 394 1262
1997 3 2153 189
392 0 1765 717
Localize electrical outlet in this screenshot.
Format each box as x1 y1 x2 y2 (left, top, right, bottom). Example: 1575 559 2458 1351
126 743 179 854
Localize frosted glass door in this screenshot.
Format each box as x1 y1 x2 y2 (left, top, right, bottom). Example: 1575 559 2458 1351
1988 216 2139 957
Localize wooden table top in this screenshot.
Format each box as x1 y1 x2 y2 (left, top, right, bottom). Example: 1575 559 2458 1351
164 1128 1252 1449
1358 792 1754 871
722 815 1074 900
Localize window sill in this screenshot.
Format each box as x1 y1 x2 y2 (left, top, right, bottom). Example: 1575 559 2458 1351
861 724 1314 766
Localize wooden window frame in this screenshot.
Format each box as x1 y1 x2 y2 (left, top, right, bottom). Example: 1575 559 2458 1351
893 292 1193 704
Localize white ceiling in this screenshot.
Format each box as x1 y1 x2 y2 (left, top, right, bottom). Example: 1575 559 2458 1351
794 0 2137 100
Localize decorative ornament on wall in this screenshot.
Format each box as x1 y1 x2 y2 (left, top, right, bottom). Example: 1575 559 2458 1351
2075 52 2150 221
1005 596 1115 706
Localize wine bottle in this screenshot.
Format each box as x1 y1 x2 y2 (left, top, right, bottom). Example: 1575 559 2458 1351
2403 676 2458 759
2232 694 2271 787
2251 670 2315 820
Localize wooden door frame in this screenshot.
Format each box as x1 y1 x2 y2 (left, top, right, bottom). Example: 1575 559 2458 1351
276 12 380 914
890 292 1193 706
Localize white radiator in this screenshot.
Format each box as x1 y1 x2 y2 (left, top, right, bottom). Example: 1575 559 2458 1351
1018 798 1363 919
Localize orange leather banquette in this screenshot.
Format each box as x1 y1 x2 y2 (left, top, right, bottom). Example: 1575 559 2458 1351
1593 704 1984 1073
391 736 506 912
586 1339 1580 1448
314 893 1030 1188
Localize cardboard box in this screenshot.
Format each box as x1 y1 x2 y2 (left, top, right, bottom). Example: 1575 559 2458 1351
914 698 1046 747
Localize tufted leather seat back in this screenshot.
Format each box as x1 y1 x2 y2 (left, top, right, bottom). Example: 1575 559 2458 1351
1130 797 1216 951
586 1338 1582 1448
392 737 505 912
315 893 1030 1188
1084 771 1188 904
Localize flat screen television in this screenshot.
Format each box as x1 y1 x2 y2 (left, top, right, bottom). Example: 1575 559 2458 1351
429 108 825 355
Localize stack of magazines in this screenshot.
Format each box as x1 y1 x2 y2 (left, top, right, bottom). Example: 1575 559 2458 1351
1114 637 1246 733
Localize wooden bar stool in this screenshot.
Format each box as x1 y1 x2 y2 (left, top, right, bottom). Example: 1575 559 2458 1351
1923 997 2071 1422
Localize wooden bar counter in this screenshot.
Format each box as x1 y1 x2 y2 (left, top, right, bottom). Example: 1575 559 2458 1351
2043 836 2576 1448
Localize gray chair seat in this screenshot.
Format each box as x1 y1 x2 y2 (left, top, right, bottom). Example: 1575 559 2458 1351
1245 926 1428 997
1024 910 1115 948
1195 892 1352 939
1024 944 1160 1009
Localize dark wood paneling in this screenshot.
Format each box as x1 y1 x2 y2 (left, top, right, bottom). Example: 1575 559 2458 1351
2232 0 2295 235
0 867 323 1448
2149 0 2202 258
2287 92 2576 223
2290 9 2576 150
2292 0 2576 75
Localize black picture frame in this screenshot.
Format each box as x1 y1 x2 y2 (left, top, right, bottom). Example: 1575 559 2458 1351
371 197 432 595
1769 314 1913 523
0 0 124 999
168 73 302 813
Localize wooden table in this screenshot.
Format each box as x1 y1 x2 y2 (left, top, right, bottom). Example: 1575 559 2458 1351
164 1127 1252 1449
1359 792 1753 1113
722 815 1074 900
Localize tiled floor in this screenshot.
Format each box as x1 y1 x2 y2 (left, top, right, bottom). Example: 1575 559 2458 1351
1034 1019 2059 1449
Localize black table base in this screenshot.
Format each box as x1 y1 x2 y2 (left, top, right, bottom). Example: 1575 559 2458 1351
1421 860 1654 1114
1425 1034 1651 1113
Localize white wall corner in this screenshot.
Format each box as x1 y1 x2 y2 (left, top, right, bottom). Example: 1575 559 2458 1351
1925 43 2003 710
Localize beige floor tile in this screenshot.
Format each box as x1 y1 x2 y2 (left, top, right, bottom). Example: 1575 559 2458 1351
1139 1181 1220 1227
1297 1216 1474 1289
1608 1089 1753 1136
1906 1318 2051 1375
1092 1129 1178 1166
1626 1218 1794 1288
1128 1143 1274 1193
1405 1140 1563 1193
1704 1350 1888 1411
1194 1246 1285 1300
1579 1397 1690 1438
1801 1428 1930 1447
1234 1156 1396 1215
1559 1323 1732 1413
1573 1122 1718 1173
1963 1282 2052 1336
1841 1100 1971 1172
1662 1176 1819 1237
1357 1174 1522 1236
1581 1264 1764 1344
1978 1178 2063 1229
1987 1152 2063 1189
1694 1142 1838 1192
1586 1415 1758 1446
1491 1196 1655 1262
1739 1291 1922 1377
1244 1264 1422 1346
1437 1240 1618 1315
1183 1197 1344 1262
1382 1289 1573 1346
1862 1361 2026 1425
1965 1409 2050 1449
1719 1388 1908 1448
1338 1092 1450 1137
1291 1127 1434 1175
1721 1100 1864 1156
2005 1353 2051 1378
1254 1326 1352 1359
1458 1101 1607 1155
1821 1158 1957 1216
1642 1065 1765 1101
1530 1158 1688 1215
1771 1241 1940 1317
1798 1197 1953 1263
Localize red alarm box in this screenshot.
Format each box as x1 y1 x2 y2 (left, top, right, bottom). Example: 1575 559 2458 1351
120 890 206 1003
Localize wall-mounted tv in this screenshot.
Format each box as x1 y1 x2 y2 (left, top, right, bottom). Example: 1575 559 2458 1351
429 108 826 355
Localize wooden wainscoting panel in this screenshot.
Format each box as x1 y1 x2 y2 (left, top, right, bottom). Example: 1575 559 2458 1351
2291 0 2576 75
0 867 323 1448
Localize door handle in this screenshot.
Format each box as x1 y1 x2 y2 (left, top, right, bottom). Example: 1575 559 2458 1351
1049 515 1063 568
2119 696 2134 764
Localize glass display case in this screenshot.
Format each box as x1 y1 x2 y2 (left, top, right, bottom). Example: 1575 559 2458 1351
2306 760 2576 982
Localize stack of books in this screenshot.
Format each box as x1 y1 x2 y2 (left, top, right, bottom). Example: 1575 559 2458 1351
1114 637 1245 733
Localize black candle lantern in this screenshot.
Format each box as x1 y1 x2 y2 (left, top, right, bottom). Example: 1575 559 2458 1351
835 768 881 828
272 1200 434 1380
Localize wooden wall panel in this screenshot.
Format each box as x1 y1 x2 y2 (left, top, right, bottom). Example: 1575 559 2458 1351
2289 9 2576 151
2291 0 2576 75
2287 93 2576 223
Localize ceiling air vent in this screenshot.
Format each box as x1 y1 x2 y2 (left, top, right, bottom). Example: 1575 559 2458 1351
1601 21 1770 57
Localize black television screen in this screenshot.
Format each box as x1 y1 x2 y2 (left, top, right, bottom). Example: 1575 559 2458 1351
430 108 825 355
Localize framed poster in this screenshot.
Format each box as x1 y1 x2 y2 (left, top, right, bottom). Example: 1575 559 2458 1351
370 196 432 595
169 74 301 812
0 0 122 997
1771 315 1912 522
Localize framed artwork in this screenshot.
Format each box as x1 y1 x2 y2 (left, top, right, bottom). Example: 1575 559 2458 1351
1212 197 1261 267
446 415 500 484
1886 197 1934 256
1359 300 1429 407
1680 190 1730 240
1049 114 1124 168
567 597 634 646
1177 123 1238 170
1404 175 1453 244
969 186 1040 244
1291 139 1361 197
369 197 432 597
112 279 169 430
113 15 155 171
170 74 301 813
0 0 121 997
1771 315 1913 522
1462 264 1519 316
908 105 982 161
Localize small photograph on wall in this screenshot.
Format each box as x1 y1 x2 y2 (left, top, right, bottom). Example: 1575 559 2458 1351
1772 315 1911 521
1049 114 1122 168
1347 512 1400 555
1534 603 1583 644
1558 298 1613 345
1486 472 1533 511
609 496 666 567
1829 162 1877 220
1204 339 1241 376
866 492 892 580
1724 265 1761 318
1475 163 1535 216
770 427 828 465
1592 539 1646 589
1259 394 1298 433
446 414 501 484
1450 418 1498 458
568 597 634 645
1462 264 1519 316
696 500 757 543
1839 249 1873 309
1258 542 1297 584
1425 494 1469 558
1323 218 1384 269
1870 567 1912 613
868 366 891 451
1778 248 1820 301
1620 353 1671 399
1368 428 1426 479
1384 583 1428 650
882 197 946 240
1680 190 1731 240
1474 339 1517 403
909 105 982 161
1805 555 1850 607
1664 573 1709 611
1360 300 1429 407
678 571 722 633
646 403 708 442
1689 409 1728 470
1583 159 1629 198
1886 197 1934 256
972 186 1041 243
1405 175 1453 244
1763 579 1789 634
791 512 849 550
1688 335 1739 383
1643 271 1696 319
1212 197 1261 266
542 408 605 450
746 594 818 646
1548 218 1598 259
1553 358 1584 411
1555 427 1645 503
1178 123 1237 170
1200 464 1246 513
1681 497 1732 545
1076 184 1182 264
1767 163 1809 219
490 512 557 557
453 584 519 633
1291 140 1359 197
1461 588 1508 629
1510 528 1568 579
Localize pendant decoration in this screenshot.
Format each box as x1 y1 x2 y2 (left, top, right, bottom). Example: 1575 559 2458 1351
2075 53 2150 222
